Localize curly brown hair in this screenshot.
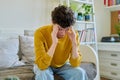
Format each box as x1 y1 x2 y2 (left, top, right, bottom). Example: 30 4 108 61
51 5 75 28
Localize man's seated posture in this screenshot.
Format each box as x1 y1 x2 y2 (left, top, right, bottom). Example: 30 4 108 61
33 5 88 80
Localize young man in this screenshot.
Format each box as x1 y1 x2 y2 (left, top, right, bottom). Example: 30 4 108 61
33 5 88 80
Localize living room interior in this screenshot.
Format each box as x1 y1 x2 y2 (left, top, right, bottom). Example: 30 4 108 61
0 0 120 80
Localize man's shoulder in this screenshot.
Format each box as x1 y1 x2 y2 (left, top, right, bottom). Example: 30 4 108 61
34 24 52 37
36 24 52 32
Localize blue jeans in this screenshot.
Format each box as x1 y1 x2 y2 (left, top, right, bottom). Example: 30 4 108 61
33 63 88 80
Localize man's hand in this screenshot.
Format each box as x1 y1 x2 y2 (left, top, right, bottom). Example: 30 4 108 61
67 27 77 45
47 24 59 57
51 24 59 44
67 27 79 59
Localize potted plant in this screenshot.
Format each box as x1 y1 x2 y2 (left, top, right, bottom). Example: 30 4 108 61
70 2 79 19
4 76 20 80
70 2 84 21
77 12 84 21
81 4 93 21
115 23 120 37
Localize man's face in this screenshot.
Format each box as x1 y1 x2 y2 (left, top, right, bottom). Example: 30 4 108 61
57 25 70 38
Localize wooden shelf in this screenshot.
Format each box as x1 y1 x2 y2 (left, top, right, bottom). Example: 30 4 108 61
76 20 94 24
105 4 120 11
71 0 93 5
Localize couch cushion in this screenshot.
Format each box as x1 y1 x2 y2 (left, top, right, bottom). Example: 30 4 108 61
0 62 96 80
80 62 96 80
19 35 35 64
0 38 24 68
24 30 34 36
0 65 34 80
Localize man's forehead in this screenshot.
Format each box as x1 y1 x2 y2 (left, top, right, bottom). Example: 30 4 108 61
58 26 70 29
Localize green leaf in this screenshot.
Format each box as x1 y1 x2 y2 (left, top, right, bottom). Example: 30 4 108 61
115 23 120 36
70 2 81 12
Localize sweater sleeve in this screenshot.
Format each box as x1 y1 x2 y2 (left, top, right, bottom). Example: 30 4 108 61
69 31 82 67
34 30 52 70
69 53 82 67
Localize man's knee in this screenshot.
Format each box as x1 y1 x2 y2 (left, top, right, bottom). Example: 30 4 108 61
70 67 87 77
78 67 86 74
33 65 54 80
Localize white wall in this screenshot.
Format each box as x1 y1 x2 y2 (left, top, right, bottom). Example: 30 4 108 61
0 0 111 41
0 0 59 34
94 0 110 41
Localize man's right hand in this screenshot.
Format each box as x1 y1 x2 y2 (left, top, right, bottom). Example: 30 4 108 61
47 24 59 57
51 24 59 44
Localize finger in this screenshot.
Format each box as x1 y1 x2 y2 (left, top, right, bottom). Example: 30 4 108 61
67 28 71 33
70 27 76 34
68 27 75 34
53 24 59 33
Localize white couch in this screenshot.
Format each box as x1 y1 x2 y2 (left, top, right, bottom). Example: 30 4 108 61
0 30 35 80
0 30 100 80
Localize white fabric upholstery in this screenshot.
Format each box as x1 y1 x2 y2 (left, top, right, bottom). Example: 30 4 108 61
24 30 34 36
0 38 24 68
19 35 35 63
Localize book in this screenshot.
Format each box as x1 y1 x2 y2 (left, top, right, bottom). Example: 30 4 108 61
104 0 107 6
116 0 120 5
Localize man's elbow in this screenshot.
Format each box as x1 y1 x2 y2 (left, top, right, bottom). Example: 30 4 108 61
35 61 50 70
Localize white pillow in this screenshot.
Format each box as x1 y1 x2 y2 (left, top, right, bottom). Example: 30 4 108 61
19 35 35 63
24 30 34 36
0 38 24 68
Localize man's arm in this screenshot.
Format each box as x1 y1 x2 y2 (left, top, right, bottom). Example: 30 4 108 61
67 28 82 67
34 25 58 70
70 40 82 67
47 25 58 57
34 30 52 70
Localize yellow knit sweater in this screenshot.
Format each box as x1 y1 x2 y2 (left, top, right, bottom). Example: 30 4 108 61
34 25 82 70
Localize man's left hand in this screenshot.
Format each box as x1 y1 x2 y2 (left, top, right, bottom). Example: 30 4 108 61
67 27 77 45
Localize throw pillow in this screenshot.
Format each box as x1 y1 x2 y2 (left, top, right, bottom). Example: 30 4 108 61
19 35 35 64
80 62 96 80
0 38 24 68
24 30 34 36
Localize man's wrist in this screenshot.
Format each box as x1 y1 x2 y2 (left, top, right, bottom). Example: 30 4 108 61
48 42 57 57
72 41 77 47
52 42 57 46
71 41 79 59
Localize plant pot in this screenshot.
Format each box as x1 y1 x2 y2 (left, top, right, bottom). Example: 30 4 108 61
85 15 90 21
77 12 84 21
